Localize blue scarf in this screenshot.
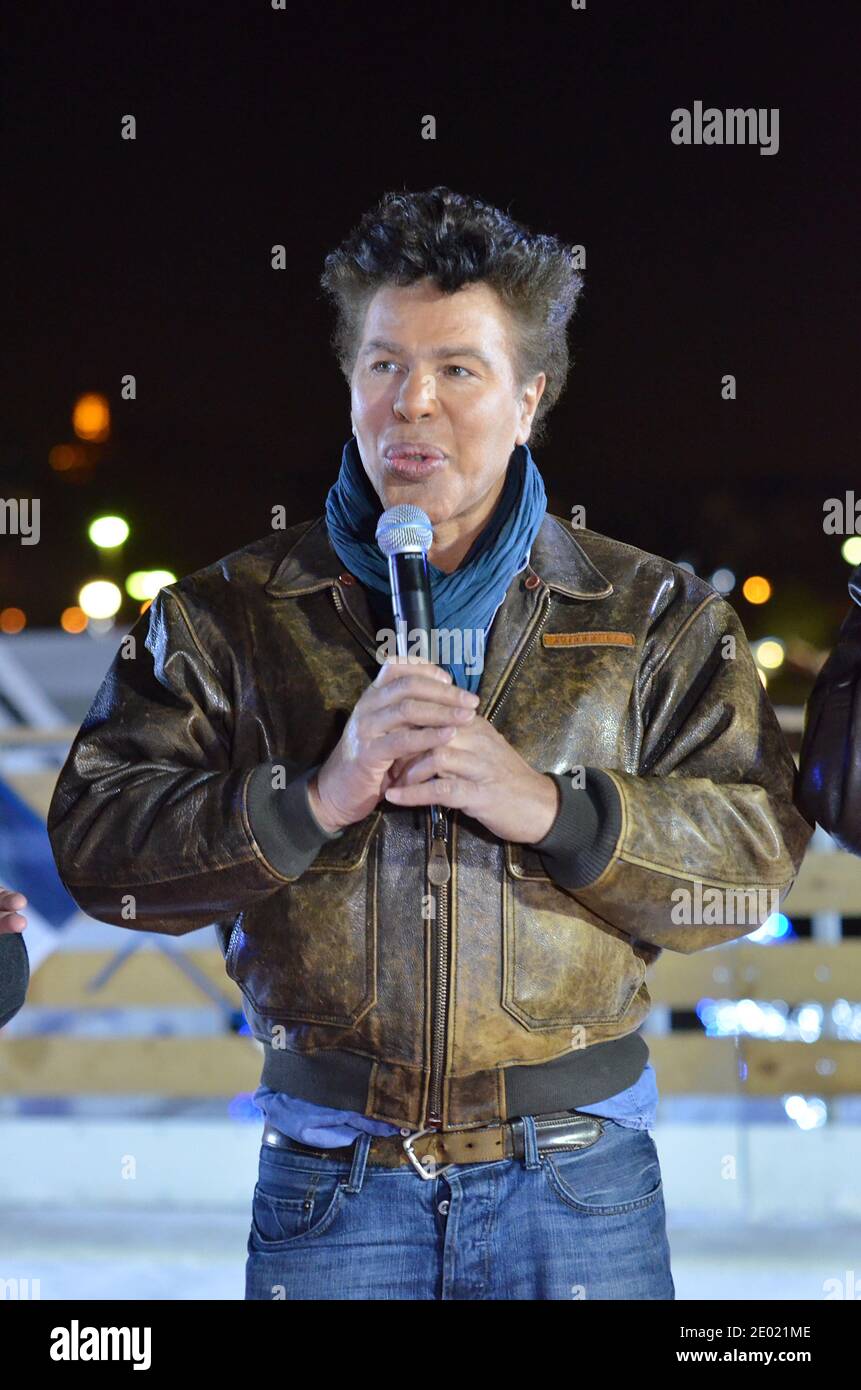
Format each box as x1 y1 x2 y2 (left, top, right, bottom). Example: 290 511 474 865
324 436 547 691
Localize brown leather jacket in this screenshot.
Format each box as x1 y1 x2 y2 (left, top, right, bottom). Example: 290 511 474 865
47 513 813 1130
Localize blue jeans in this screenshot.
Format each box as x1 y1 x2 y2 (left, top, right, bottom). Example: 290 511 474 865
244 1116 675 1300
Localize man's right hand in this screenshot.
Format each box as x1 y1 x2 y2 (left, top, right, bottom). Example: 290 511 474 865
307 656 480 832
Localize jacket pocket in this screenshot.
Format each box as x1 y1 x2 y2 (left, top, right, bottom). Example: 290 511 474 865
226 815 380 1027
502 842 645 1031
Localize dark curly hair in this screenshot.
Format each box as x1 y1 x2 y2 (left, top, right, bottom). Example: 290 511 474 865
319 186 584 449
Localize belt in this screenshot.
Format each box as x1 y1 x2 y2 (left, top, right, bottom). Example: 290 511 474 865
262 1112 605 1180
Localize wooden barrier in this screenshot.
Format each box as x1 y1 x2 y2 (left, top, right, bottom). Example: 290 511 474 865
1 942 859 1097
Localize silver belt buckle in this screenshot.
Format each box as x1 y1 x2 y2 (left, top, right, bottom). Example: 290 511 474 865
401 1126 455 1181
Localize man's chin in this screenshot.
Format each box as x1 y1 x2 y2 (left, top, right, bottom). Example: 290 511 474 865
380 478 451 523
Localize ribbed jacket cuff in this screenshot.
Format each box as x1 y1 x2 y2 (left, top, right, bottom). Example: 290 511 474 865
246 761 343 879
532 768 622 890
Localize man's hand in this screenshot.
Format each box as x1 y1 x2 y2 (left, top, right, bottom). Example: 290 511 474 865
307 656 481 832
383 715 561 844
0 888 27 934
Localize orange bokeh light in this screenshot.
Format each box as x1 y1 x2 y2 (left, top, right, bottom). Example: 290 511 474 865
0 607 27 634
49 443 82 471
742 575 772 605
72 393 110 442
60 606 88 633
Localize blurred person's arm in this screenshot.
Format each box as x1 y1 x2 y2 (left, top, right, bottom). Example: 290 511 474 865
797 562 861 853
0 888 29 1028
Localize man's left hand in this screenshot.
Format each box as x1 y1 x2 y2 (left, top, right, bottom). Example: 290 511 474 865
383 714 560 844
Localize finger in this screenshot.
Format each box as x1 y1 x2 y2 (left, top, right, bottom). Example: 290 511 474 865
374 657 452 688
374 723 461 761
0 892 27 910
384 776 467 808
389 745 484 786
370 672 477 714
368 696 478 738
0 913 27 932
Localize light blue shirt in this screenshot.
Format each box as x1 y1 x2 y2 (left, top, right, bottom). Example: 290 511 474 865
253 1063 658 1147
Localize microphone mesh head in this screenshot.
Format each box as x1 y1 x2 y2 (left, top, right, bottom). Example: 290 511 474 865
375 505 434 556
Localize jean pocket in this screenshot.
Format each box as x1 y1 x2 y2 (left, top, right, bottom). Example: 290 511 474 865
543 1123 664 1215
249 1149 347 1250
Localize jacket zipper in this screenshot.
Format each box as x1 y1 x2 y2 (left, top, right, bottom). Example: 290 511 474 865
484 590 552 727
226 910 244 977
425 807 451 1126
333 576 553 1124
423 588 553 1127
330 585 379 660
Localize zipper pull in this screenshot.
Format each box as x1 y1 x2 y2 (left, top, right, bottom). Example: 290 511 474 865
428 810 451 885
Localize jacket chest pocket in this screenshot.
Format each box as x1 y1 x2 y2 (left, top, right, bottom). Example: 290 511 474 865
502 844 645 1030
227 816 380 1028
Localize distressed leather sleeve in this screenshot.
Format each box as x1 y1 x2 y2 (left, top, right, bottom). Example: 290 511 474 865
47 587 339 935
562 591 815 953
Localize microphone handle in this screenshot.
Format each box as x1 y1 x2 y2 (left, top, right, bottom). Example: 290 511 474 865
387 551 447 843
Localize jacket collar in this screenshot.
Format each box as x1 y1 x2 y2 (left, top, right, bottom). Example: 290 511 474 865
265 512 613 601
265 512 613 713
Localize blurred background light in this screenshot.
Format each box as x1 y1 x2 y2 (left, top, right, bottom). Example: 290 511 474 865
783 1095 828 1130
125 570 176 601
754 638 785 671
87 515 130 549
59 606 88 633
841 536 861 566
742 575 772 605
0 607 27 634
747 912 793 943
710 567 736 594
78 580 122 619
72 392 110 442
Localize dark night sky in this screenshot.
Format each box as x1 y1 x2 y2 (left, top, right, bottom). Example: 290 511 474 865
2 0 857 697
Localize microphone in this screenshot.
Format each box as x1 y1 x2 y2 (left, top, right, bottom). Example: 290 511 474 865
375 504 450 883
375 504 436 661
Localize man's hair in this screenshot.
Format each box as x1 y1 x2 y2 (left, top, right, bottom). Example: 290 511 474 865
319 186 584 448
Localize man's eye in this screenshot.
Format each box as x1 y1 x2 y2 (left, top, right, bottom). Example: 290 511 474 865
369 361 473 377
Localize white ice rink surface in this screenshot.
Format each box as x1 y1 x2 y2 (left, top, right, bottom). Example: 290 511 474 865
2 1118 860 1300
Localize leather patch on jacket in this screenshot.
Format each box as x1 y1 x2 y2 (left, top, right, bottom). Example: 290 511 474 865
542 631 636 647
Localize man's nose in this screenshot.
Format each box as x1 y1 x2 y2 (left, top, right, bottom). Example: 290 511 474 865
394 370 438 416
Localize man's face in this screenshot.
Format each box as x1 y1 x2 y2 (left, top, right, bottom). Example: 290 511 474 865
350 277 545 527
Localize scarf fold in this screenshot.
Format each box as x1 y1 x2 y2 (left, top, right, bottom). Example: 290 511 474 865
324 436 547 690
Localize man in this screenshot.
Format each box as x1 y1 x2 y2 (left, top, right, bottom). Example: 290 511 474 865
798 562 861 852
48 186 813 1301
